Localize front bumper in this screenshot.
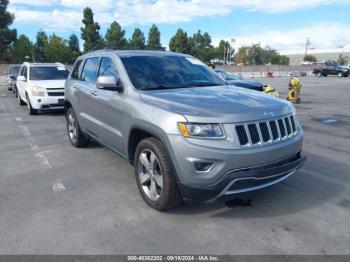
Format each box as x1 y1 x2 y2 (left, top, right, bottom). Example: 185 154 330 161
178 152 305 203
30 96 64 110
165 128 304 202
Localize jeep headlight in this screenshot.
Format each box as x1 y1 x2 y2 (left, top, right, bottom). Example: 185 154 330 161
31 86 46 96
178 123 225 139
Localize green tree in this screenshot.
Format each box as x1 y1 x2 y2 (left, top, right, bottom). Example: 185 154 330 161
147 24 162 50
338 54 349 65
35 30 48 62
68 33 80 53
169 29 189 54
304 54 317 63
81 7 104 52
202 32 212 48
129 28 145 49
11 35 33 63
234 46 248 65
0 0 17 61
105 21 127 48
44 34 78 64
193 30 204 47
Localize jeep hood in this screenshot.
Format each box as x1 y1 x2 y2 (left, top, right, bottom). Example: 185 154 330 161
29 80 66 89
140 86 293 123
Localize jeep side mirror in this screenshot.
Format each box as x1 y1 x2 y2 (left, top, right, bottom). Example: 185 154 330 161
17 75 26 82
96 76 123 92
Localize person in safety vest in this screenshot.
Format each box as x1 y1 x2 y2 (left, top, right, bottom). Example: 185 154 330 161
263 85 280 98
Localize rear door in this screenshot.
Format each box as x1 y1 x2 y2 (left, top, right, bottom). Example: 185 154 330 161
76 57 101 135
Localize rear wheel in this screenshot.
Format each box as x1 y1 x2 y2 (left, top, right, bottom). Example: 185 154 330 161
26 94 37 115
66 107 89 147
134 137 182 211
316 72 322 77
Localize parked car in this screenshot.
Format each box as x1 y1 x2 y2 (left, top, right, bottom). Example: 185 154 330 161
65 50 305 211
17 62 70 115
6 64 21 92
214 69 264 91
313 60 350 77
289 71 307 77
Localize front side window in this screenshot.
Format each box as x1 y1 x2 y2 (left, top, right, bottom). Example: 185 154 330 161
81 57 100 84
120 55 225 90
30 66 69 80
98 57 119 78
20 66 27 78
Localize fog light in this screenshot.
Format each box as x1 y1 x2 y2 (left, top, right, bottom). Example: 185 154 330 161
194 161 213 172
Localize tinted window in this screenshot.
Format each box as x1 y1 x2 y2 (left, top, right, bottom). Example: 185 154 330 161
215 70 240 81
20 66 26 77
71 60 84 79
81 57 100 84
98 57 119 78
30 66 69 80
121 55 225 90
9 66 21 75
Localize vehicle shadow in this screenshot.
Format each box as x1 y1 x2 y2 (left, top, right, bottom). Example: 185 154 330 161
167 151 349 218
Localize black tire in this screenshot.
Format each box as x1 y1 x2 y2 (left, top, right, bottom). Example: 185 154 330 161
26 94 37 115
65 107 89 147
18 91 25 105
134 137 182 211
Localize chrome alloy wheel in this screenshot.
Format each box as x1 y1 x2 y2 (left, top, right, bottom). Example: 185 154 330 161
67 111 77 142
138 149 163 201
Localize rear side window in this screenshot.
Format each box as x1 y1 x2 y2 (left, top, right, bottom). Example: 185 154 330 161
81 57 100 84
71 60 84 80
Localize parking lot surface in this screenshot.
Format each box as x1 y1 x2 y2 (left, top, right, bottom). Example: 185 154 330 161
0 76 349 255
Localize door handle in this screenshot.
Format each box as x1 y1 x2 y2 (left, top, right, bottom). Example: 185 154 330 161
91 91 98 96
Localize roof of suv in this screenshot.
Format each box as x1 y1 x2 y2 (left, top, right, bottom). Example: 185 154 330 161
80 49 188 58
22 62 66 67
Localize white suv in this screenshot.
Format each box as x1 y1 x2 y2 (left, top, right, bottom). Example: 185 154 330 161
16 62 70 114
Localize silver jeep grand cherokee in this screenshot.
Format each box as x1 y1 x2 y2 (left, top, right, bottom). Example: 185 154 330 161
65 50 305 211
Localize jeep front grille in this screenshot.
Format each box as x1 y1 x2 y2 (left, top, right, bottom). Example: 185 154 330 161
235 114 297 147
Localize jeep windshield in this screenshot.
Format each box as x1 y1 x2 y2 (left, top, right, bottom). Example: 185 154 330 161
30 66 70 80
121 55 226 90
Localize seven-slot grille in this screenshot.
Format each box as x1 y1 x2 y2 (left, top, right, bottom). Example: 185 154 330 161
235 115 297 147
47 88 65 97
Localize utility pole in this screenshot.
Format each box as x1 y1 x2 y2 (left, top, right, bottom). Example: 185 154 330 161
304 37 311 57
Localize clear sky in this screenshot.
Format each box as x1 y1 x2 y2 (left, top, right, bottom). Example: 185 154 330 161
8 0 350 53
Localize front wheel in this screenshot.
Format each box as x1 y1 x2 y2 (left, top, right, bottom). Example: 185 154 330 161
18 90 25 105
337 72 343 77
26 94 37 115
134 137 182 211
65 107 89 147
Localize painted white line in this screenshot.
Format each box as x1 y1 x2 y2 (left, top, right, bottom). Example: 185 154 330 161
19 125 31 137
15 117 22 122
31 143 52 169
53 179 66 192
